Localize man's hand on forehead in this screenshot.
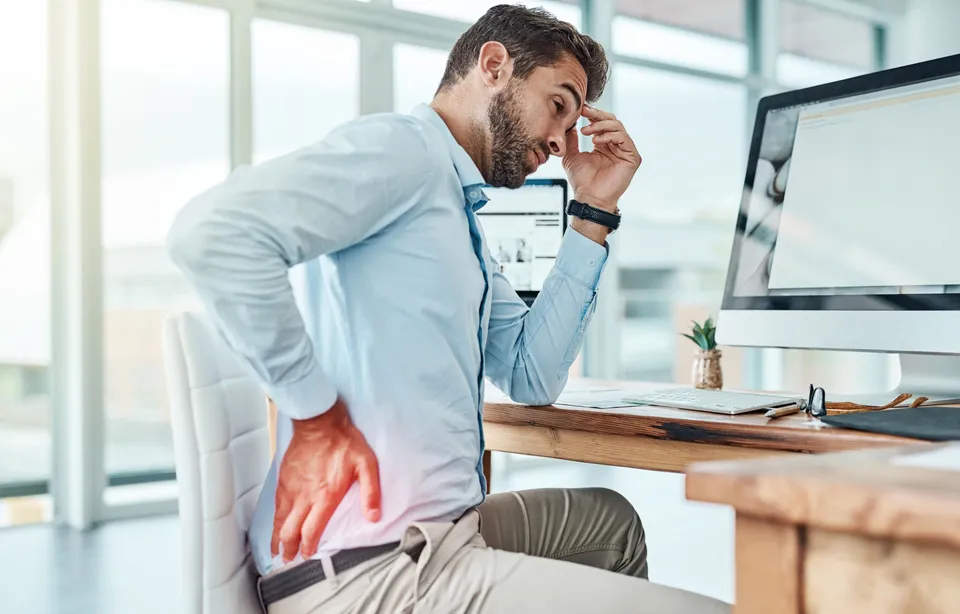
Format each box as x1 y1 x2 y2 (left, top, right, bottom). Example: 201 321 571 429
579 105 641 165
561 103 642 217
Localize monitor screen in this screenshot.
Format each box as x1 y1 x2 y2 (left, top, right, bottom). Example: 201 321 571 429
727 69 960 308
478 179 567 294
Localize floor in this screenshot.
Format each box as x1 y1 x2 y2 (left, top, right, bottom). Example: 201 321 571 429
1 515 182 614
0 455 734 613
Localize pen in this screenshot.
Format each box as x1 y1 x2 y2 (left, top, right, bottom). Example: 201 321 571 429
764 404 801 419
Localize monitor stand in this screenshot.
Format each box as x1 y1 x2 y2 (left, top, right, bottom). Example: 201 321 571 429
896 354 960 401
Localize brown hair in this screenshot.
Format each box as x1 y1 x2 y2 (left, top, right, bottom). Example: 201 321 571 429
436 4 609 103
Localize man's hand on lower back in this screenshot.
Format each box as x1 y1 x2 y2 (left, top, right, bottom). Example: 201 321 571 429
272 397 382 563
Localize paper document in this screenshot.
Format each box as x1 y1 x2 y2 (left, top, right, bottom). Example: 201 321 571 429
554 389 644 410
892 445 960 472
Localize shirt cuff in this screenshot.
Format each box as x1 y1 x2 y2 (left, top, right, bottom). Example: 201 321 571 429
266 362 339 420
555 226 609 289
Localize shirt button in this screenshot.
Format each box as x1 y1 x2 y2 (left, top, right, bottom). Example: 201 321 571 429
588 260 596 267
469 190 480 200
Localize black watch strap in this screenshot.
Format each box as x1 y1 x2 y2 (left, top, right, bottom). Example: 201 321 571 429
566 199 621 231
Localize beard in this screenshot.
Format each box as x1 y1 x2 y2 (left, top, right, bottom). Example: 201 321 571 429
486 85 549 189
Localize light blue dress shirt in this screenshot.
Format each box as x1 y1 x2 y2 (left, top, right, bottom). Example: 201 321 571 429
167 104 608 575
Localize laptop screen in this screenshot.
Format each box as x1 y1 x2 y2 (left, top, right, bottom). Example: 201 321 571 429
478 179 568 294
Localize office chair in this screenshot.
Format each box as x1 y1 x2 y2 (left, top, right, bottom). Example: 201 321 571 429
163 312 270 614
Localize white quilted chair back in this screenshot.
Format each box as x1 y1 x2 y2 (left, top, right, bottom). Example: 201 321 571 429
163 311 271 614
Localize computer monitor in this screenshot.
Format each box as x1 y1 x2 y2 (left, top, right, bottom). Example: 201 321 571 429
478 178 568 306
717 53 960 392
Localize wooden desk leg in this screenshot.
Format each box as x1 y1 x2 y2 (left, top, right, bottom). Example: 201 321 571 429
735 514 802 614
482 450 492 494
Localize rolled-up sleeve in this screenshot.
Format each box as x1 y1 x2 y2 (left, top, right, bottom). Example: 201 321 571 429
166 116 436 420
484 227 608 406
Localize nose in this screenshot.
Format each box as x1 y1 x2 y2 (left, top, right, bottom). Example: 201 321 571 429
548 133 564 157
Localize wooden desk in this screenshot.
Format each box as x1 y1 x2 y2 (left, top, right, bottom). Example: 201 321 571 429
482 380 917 473
686 443 960 614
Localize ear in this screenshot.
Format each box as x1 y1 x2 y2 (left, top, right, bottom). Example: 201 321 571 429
476 41 513 89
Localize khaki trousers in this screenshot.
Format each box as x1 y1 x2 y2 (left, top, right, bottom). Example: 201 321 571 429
266 487 729 614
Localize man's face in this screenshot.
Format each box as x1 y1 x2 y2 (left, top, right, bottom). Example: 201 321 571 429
486 54 588 189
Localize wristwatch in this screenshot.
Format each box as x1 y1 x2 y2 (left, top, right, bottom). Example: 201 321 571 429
566 199 621 232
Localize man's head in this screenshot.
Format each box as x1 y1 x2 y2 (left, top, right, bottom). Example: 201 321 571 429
434 5 609 188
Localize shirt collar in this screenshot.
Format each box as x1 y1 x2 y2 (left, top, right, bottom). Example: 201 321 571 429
410 103 488 211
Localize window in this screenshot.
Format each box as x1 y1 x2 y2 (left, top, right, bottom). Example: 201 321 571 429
777 0 876 88
100 0 229 479
613 65 747 222
393 44 449 114
780 1 877 70
612 18 748 77
612 65 747 381
393 0 582 30
616 0 745 41
0 1 52 503
776 54 864 89
252 21 360 163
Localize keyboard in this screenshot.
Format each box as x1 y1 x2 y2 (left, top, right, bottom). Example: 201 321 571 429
625 388 800 415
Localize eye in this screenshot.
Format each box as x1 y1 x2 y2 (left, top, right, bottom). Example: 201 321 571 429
554 100 564 114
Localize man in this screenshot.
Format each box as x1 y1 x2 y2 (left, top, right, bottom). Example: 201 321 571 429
167 5 728 613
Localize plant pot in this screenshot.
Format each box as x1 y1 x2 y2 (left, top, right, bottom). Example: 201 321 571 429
692 348 723 390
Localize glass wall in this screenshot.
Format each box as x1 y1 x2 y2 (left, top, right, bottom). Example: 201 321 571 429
394 0 582 28
610 0 751 384
393 43 448 114
611 18 748 77
615 0 745 40
613 65 747 381
252 21 360 163
100 0 230 482
777 0 878 88
0 0 891 527
0 1 52 515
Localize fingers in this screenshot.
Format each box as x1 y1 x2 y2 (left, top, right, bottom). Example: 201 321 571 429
580 119 624 136
271 488 294 556
563 127 580 158
594 135 642 167
579 107 641 163
299 501 338 560
357 453 382 523
581 105 616 121
279 499 311 562
586 118 641 166
592 132 628 145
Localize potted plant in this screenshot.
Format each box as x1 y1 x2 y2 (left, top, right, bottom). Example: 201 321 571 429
683 318 722 389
